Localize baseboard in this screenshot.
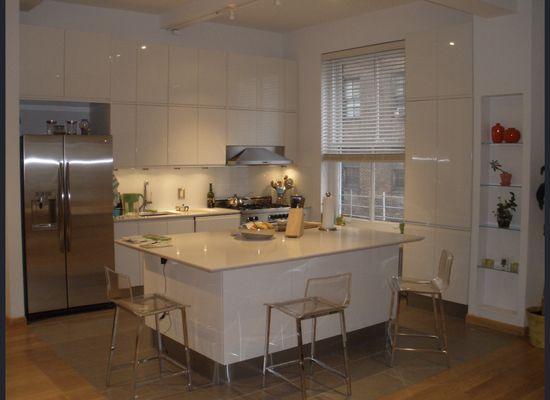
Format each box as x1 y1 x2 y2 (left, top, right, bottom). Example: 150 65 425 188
406 293 468 319
466 314 526 336
6 317 27 327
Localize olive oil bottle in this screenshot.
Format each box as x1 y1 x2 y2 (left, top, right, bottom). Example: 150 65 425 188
207 183 215 208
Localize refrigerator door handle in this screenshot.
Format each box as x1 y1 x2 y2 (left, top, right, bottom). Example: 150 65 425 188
65 161 71 253
57 161 65 252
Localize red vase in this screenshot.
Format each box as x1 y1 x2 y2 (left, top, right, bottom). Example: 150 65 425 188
491 123 505 143
500 172 512 186
504 127 521 143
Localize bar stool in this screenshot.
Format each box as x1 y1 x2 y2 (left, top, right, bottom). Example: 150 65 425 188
104 268 192 399
387 250 454 367
262 273 352 400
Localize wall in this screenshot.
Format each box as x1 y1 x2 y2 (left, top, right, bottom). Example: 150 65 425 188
6 0 24 318
284 1 472 219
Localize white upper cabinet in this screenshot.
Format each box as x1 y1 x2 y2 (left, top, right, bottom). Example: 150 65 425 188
169 46 198 105
110 39 137 102
168 106 198 165
198 108 226 165
405 30 437 100
227 110 257 146
257 111 284 146
136 105 168 166
404 100 437 224
110 104 136 168
436 98 472 228
284 60 298 112
257 57 284 110
227 53 257 109
137 43 169 104
20 25 65 99
198 49 226 107
437 23 472 98
64 30 111 100
284 112 298 163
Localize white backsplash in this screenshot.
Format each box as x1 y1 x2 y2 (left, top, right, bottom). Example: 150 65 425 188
114 166 302 210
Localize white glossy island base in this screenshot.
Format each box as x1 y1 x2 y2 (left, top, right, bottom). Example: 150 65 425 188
116 224 422 367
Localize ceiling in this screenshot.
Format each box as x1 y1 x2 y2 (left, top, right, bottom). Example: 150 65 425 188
51 0 194 14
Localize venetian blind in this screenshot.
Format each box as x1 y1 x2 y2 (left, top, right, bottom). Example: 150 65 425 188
321 42 405 161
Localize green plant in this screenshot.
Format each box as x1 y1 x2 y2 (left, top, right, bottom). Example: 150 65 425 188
493 192 517 228
490 160 509 175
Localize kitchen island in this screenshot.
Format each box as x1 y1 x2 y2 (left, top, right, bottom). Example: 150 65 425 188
115 223 422 369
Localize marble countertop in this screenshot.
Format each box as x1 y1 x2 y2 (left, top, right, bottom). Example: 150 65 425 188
114 207 240 222
115 222 423 272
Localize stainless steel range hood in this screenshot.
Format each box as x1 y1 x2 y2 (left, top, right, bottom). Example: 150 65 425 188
226 146 292 166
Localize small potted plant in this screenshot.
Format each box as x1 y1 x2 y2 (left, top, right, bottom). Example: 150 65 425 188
490 160 512 186
493 192 517 228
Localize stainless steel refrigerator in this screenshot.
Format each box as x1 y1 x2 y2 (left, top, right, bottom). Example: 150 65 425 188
22 134 114 317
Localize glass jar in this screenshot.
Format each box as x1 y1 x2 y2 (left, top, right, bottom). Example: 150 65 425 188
66 120 78 135
46 120 57 135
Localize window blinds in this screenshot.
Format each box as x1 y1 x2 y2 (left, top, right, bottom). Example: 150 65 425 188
321 43 405 161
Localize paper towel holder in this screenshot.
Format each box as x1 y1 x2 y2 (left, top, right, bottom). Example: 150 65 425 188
319 192 338 231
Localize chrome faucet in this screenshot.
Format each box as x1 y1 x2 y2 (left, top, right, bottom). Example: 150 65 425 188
140 180 153 212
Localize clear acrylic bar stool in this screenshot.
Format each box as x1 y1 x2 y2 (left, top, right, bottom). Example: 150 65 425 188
104 267 192 399
387 250 454 367
262 273 352 400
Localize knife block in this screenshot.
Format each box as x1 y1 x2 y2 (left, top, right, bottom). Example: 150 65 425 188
285 208 304 238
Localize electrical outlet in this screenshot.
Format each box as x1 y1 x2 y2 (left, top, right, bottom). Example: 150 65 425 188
178 188 185 200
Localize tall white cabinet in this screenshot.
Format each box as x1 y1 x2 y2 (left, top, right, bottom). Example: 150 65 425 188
137 43 169 104
110 40 137 102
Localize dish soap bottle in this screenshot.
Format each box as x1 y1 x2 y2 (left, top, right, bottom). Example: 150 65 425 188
207 183 215 208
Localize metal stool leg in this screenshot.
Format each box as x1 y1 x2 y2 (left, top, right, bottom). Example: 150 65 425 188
106 306 119 386
130 318 144 400
155 313 164 376
296 318 307 400
438 294 450 367
262 305 272 387
310 317 317 374
339 311 352 397
181 307 193 389
390 290 401 367
431 294 442 349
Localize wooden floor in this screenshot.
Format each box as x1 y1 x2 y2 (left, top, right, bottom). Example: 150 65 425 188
6 320 107 400
379 339 544 400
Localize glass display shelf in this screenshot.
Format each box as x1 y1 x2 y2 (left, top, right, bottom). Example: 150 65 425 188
481 142 523 146
480 183 522 188
479 223 520 232
477 264 518 274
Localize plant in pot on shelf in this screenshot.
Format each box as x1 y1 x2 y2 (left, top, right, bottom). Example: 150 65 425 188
490 160 513 186
492 192 517 229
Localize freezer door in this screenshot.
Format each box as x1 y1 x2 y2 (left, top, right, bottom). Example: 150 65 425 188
64 135 114 307
23 135 68 313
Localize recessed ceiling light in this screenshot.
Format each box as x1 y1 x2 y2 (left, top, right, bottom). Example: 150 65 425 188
274 0 282 5
449 41 455 46
140 45 147 50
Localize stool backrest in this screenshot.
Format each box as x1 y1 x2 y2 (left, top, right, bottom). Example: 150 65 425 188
305 273 351 307
105 267 133 303
434 250 454 291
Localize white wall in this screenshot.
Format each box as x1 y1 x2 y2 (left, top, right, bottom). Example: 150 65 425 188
284 2 472 219
6 0 24 319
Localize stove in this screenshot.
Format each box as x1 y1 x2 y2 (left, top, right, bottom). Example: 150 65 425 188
214 196 290 224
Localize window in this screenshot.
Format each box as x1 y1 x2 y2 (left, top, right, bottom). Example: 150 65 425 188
322 42 405 222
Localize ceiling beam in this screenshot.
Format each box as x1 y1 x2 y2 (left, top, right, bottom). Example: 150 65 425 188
20 0 42 12
426 0 517 17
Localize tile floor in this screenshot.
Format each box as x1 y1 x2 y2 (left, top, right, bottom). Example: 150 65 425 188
29 303 516 400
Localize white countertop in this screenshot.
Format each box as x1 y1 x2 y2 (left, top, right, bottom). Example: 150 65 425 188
115 223 422 272
114 207 240 222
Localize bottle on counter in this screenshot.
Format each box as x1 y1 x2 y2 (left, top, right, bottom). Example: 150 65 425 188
207 183 215 208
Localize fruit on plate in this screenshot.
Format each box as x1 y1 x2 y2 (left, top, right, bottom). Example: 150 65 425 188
244 221 274 230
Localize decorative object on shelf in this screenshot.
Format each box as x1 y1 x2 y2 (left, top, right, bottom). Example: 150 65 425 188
46 120 57 135
491 122 505 143
66 120 78 135
270 175 294 205
53 124 66 135
503 127 521 143
526 298 544 348
482 258 495 268
493 192 517 229
510 261 519 273
490 159 512 186
207 183 215 208
79 119 90 135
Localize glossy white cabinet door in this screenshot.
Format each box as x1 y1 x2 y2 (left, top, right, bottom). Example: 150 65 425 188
402 224 436 281
198 108 226 165
168 106 198 165
404 100 437 225
166 218 195 234
437 23 472 98
284 60 298 112
436 98 472 228
405 30 437 100
114 222 141 286
227 110 257 146
111 104 136 168
198 49 226 107
138 220 168 235
136 105 168 166
227 53 257 109
110 39 137 102
258 111 284 146
434 228 470 305
169 46 198 105
257 57 284 110
284 112 298 162
65 30 111 100
195 215 240 232
137 43 169 104
20 25 64 98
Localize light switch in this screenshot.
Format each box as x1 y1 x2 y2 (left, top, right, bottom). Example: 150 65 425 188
178 188 185 200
